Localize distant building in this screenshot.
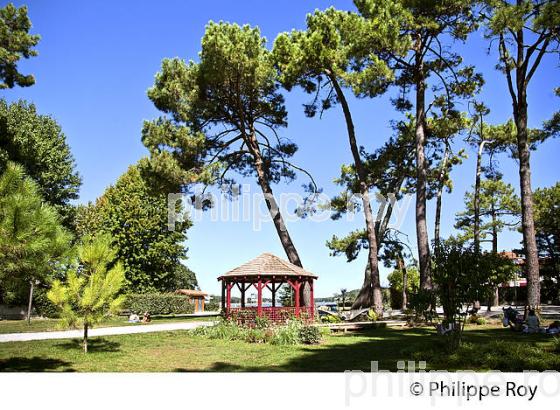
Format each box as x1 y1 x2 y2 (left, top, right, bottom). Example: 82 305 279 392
175 289 208 313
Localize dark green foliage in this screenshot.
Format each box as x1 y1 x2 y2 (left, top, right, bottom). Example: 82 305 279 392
431 238 516 349
0 162 71 305
32 287 59 318
298 324 321 344
533 183 560 302
124 293 194 315
191 318 321 345
171 264 198 291
143 21 303 191
407 288 436 322
75 165 192 293
455 176 520 244
0 100 81 228
0 3 40 89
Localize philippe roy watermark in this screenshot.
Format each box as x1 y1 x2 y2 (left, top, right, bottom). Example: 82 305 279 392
345 361 560 406
167 184 412 231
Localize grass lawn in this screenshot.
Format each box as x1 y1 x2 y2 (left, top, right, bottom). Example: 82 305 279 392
0 324 558 372
0 315 216 334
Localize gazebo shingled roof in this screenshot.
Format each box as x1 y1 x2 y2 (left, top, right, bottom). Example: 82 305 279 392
217 253 317 324
218 252 317 280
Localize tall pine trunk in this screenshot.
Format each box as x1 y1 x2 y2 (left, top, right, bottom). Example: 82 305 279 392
414 53 432 290
434 145 449 250
515 92 540 308
473 139 487 254
490 205 500 308
245 129 310 305
329 73 382 314
398 254 408 310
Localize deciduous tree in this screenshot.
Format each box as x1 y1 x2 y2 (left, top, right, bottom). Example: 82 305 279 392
0 100 81 228
75 165 192 293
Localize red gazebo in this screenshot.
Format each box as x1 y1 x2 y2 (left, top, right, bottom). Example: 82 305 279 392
218 253 317 325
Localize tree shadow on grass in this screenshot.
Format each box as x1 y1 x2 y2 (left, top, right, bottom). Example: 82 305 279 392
175 362 247 372
56 338 121 353
0 357 74 372
276 326 560 372
174 326 559 372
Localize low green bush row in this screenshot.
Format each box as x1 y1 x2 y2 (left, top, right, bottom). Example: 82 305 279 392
190 318 322 345
124 293 194 315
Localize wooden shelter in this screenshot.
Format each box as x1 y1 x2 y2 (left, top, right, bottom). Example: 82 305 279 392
218 253 317 324
176 289 208 313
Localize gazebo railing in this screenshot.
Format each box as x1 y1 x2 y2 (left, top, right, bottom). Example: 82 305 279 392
226 306 315 326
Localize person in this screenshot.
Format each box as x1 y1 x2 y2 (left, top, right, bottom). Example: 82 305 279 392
128 312 140 323
142 311 151 323
523 309 540 334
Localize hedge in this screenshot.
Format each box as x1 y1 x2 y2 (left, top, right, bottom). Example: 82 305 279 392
124 293 194 315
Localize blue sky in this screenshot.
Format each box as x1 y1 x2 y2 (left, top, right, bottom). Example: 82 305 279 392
5 0 559 297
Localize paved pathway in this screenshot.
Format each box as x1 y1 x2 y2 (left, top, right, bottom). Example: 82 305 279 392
0 321 217 343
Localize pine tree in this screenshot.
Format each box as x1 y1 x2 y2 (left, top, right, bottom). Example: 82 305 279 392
0 162 71 322
142 22 315 303
483 0 560 307
355 0 484 290
272 6 409 313
48 235 126 353
0 3 40 89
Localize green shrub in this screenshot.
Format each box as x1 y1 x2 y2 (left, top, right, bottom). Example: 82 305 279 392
299 325 321 344
33 287 59 318
367 308 378 322
124 293 194 315
192 318 322 345
467 315 487 325
254 316 270 329
245 328 269 343
271 320 302 345
205 299 220 311
191 318 242 340
321 314 341 323
553 337 560 353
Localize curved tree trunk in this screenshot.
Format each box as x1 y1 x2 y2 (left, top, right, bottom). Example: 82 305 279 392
245 128 310 305
414 56 432 290
329 73 382 314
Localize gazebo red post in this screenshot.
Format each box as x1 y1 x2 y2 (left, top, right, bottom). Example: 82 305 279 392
309 278 315 319
257 278 263 316
288 278 301 317
226 280 233 312
221 280 226 311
